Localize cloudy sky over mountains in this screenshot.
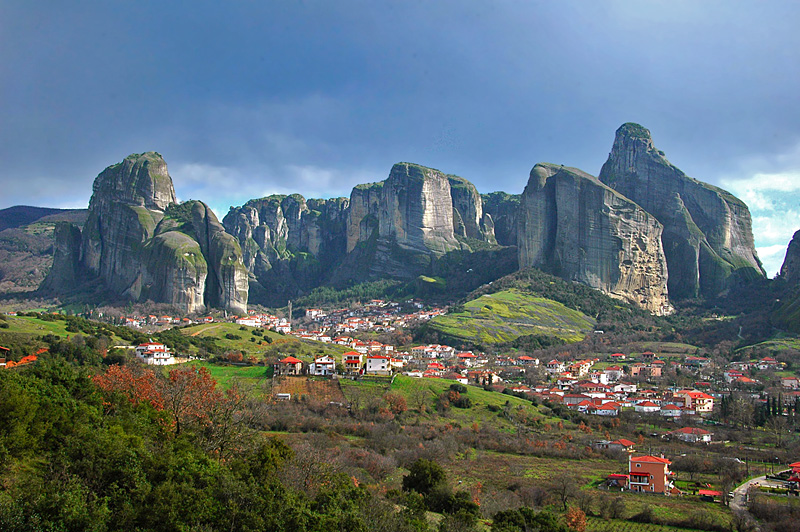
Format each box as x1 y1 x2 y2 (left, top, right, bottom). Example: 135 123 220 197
2 1 799 275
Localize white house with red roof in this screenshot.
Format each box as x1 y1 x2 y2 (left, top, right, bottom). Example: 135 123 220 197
634 401 661 414
594 438 636 452
783 376 800 390
594 401 621 416
660 404 682 418
670 427 712 443
366 354 392 376
309 355 336 376
135 342 176 365
277 356 303 376
675 390 714 414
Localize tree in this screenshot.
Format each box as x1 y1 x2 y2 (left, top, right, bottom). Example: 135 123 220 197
403 459 447 496
565 507 587 532
160 366 219 435
549 474 580 511
384 392 408 416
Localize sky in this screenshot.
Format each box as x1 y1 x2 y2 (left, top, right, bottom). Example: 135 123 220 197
2 1 800 276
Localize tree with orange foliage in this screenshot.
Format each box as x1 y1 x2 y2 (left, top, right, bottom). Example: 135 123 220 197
566 507 587 532
92 364 163 410
160 367 220 435
384 392 408 415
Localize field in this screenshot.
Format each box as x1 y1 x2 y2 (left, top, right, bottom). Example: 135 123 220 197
586 517 706 532
272 376 347 403
185 360 271 390
427 289 595 345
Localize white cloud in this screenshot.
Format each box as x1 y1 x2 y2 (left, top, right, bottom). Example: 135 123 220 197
720 143 800 278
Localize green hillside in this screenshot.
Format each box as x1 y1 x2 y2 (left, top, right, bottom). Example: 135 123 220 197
426 289 595 345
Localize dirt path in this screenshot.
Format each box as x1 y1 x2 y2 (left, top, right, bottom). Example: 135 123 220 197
191 324 220 336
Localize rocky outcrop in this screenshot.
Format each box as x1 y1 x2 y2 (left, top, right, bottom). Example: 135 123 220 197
482 192 519 246
780 230 800 284
378 163 460 254
39 222 83 292
518 163 671 314
223 194 348 305
42 153 248 314
599 123 764 299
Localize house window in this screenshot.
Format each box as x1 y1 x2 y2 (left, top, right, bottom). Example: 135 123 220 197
636 464 640 468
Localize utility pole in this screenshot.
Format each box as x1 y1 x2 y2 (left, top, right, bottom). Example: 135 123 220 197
288 300 293 321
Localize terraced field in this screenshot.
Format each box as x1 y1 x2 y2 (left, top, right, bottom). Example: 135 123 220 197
273 376 348 404
428 289 595 344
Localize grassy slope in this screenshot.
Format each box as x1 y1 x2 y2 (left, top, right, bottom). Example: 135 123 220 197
179 322 349 360
0 315 129 345
428 289 595 344
185 360 271 390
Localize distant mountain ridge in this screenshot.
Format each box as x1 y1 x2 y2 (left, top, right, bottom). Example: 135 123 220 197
16 123 767 314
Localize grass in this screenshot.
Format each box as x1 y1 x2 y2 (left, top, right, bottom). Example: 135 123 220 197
585 516 707 532
0 315 129 345
184 360 271 390
179 322 349 361
428 289 595 345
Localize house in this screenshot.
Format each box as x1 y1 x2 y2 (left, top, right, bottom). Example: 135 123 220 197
309 355 336 376
594 401 621 416
236 316 260 327
607 473 629 488
135 342 176 365
594 438 636 452
634 400 661 414
675 390 714 415
604 366 625 381
277 356 304 376
629 455 676 494
365 355 392 376
660 404 682 418
564 393 592 407
782 376 800 390
343 351 363 375
546 359 566 374
669 427 712 443
517 355 538 365
757 357 779 370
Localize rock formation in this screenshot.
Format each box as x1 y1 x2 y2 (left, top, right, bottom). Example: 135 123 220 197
599 123 764 299
43 153 248 314
223 194 348 304
482 192 519 247
518 163 671 314
780 230 800 284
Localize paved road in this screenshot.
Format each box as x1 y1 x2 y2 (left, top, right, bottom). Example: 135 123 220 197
730 476 766 512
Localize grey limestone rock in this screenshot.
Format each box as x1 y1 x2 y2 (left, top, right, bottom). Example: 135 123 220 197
518 163 671 315
780 230 800 284
42 153 248 314
599 123 764 299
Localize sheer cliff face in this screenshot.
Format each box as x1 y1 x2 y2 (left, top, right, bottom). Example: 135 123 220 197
482 192 519 247
599 123 764 299
45 153 248 314
379 163 461 254
518 163 671 315
346 163 495 254
780 230 800 284
81 152 175 294
223 194 348 304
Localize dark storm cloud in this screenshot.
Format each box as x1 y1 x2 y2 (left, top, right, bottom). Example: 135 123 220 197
2 1 799 273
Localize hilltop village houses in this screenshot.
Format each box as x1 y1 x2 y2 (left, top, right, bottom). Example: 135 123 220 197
74 303 800 426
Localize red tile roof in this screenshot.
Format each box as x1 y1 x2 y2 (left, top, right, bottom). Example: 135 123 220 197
631 455 671 464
